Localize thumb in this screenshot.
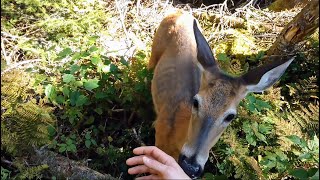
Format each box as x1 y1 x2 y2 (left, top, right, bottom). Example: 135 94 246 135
143 156 168 173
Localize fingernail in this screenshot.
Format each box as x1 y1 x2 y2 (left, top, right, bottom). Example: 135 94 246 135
142 156 149 164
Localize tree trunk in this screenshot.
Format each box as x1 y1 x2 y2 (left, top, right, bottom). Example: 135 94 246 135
31 148 117 180
267 0 319 56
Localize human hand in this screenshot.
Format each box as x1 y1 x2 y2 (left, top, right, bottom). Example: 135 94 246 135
126 146 191 179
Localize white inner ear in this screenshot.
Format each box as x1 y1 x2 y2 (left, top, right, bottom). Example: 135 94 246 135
247 57 294 92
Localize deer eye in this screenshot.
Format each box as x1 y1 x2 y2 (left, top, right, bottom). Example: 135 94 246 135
193 97 199 109
224 114 235 122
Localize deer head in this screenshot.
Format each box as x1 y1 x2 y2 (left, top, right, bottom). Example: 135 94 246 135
177 20 294 178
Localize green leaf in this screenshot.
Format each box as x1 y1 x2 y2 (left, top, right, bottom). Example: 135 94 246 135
89 46 99 52
73 81 83 87
85 140 91 148
69 144 77 153
286 135 302 145
120 57 128 66
299 153 312 160
84 116 95 125
310 169 319 180
91 139 97 146
255 132 267 144
76 95 88 106
85 132 91 140
216 53 230 61
289 168 309 179
248 103 256 112
56 95 65 104
247 95 256 103
84 79 99 91
70 64 80 74
246 135 256 146
94 107 103 115
135 51 146 61
89 36 99 42
66 138 73 145
45 84 57 102
95 91 107 99
62 74 75 83
47 125 56 137
71 52 82 60
57 48 72 58
110 64 118 72
58 146 66 153
255 99 271 109
70 91 80 106
62 87 70 97
91 57 101 65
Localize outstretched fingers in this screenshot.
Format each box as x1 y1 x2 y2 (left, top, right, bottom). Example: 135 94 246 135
128 164 157 175
132 146 175 165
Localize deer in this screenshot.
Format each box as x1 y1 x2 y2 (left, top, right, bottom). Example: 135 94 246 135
148 11 294 178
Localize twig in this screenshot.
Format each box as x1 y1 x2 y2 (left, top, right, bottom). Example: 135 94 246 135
1 38 10 65
131 128 146 146
1 59 42 76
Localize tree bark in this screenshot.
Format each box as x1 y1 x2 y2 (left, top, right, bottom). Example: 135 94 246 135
268 0 309 12
267 0 319 56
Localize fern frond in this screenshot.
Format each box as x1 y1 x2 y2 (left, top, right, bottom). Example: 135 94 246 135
1 70 56 156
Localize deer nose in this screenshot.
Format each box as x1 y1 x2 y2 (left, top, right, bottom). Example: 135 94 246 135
178 154 203 179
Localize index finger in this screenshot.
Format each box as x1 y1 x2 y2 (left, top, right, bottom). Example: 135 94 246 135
133 146 174 165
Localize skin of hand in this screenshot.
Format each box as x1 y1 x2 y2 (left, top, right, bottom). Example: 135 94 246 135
126 146 191 179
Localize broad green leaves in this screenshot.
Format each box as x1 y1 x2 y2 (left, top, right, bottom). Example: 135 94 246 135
217 53 230 61
245 94 271 113
243 121 271 146
84 79 99 91
62 74 75 83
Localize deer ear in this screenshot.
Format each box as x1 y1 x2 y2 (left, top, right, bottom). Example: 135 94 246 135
193 20 216 71
241 56 295 93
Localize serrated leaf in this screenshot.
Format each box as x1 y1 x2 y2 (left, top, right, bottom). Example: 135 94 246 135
70 91 80 106
70 64 80 74
84 79 99 91
255 132 267 144
76 95 88 106
69 144 77 152
66 138 73 145
63 74 75 83
85 140 91 148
